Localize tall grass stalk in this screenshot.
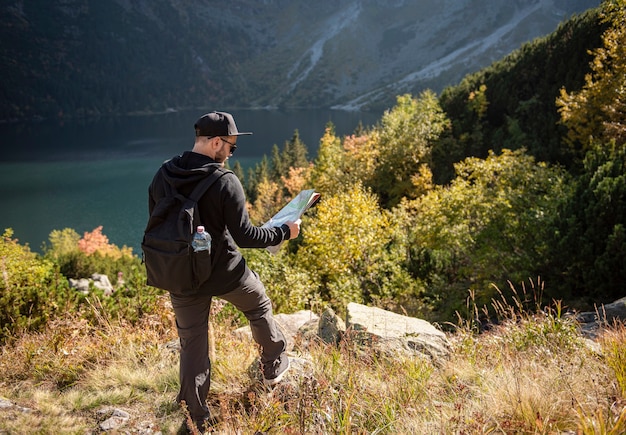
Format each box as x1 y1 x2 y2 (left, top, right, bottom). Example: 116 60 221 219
1 287 624 433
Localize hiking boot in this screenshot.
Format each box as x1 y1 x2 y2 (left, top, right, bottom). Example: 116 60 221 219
262 354 290 386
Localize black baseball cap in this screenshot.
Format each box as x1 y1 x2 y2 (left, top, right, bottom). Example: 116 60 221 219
194 111 252 137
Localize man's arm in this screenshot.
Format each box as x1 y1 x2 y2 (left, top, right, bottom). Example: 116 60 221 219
222 175 299 248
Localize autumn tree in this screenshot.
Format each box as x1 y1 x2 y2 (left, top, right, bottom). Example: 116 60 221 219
371 91 449 207
295 183 409 309
403 149 566 320
310 123 347 197
342 132 380 187
557 0 626 153
248 130 313 223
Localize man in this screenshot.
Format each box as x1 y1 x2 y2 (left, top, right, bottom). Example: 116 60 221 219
147 111 300 432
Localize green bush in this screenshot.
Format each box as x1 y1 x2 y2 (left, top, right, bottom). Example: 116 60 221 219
0 227 165 343
0 229 80 342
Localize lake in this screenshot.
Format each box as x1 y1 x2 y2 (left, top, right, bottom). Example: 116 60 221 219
0 109 381 253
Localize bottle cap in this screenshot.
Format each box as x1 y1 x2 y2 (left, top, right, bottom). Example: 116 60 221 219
197 225 205 232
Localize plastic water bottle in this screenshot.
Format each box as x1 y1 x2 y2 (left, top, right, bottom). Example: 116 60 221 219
192 225 211 252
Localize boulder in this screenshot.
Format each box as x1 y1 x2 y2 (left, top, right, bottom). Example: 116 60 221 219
68 278 90 294
575 296 626 339
275 310 320 351
346 302 450 362
68 273 115 296
234 310 319 352
318 306 346 345
232 304 450 363
91 273 115 296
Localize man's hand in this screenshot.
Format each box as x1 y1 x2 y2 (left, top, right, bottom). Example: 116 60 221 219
286 219 301 239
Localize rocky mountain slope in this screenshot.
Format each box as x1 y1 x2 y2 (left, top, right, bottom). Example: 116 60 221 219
0 0 598 121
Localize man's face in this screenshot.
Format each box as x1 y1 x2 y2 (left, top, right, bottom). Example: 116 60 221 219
215 136 237 163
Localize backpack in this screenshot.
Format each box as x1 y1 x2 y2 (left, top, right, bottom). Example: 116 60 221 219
141 168 229 295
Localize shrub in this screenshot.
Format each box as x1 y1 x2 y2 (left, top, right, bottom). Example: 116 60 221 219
0 229 79 342
44 227 163 324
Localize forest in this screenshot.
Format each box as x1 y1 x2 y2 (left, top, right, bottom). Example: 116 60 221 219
1 0 624 338
229 0 625 323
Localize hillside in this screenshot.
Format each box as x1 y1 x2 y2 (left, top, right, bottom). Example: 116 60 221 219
0 288 624 433
0 0 598 122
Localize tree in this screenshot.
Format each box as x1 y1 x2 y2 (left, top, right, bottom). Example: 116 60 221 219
246 155 270 202
231 160 245 185
544 140 626 305
438 8 603 172
405 149 566 320
310 123 347 197
557 0 626 153
342 131 380 188
371 92 449 207
248 130 313 224
546 0 626 306
270 129 311 194
296 183 398 309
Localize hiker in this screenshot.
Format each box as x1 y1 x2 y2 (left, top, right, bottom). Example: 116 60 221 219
146 111 300 432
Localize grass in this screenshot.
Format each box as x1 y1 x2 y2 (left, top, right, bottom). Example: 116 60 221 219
0 291 625 434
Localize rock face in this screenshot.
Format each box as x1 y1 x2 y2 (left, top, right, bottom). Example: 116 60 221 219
68 273 115 296
238 303 450 364
0 0 597 120
345 303 450 361
274 310 320 351
318 306 346 345
575 296 626 338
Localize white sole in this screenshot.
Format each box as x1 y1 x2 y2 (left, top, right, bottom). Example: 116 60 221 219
263 358 291 386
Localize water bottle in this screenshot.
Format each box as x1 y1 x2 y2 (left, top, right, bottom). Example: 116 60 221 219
191 225 211 253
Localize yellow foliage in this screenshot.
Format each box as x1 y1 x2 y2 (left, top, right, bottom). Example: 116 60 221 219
343 133 380 185
299 184 388 280
249 179 282 224
47 228 81 257
311 126 346 196
410 164 434 197
557 0 626 149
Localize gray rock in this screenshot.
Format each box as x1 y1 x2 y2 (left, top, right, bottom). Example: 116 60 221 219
235 310 319 351
274 310 319 332
318 306 346 345
576 296 626 323
575 296 626 339
68 273 115 296
346 302 450 362
234 304 450 363
91 273 115 296
0 397 33 413
98 407 130 431
298 318 320 341
68 278 90 294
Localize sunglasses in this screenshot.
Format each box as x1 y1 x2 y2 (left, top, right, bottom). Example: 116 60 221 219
220 137 237 155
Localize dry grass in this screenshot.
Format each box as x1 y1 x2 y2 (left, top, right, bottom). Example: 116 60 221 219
0 292 625 434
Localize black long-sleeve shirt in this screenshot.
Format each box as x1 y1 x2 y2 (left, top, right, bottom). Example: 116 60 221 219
147 151 289 295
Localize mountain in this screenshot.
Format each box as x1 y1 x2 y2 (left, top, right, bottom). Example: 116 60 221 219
0 0 599 122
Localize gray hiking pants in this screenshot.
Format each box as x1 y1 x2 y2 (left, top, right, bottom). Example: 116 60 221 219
169 269 286 421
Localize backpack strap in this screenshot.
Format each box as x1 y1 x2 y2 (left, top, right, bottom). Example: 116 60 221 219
188 167 230 202
186 168 231 263
181 168 231 243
